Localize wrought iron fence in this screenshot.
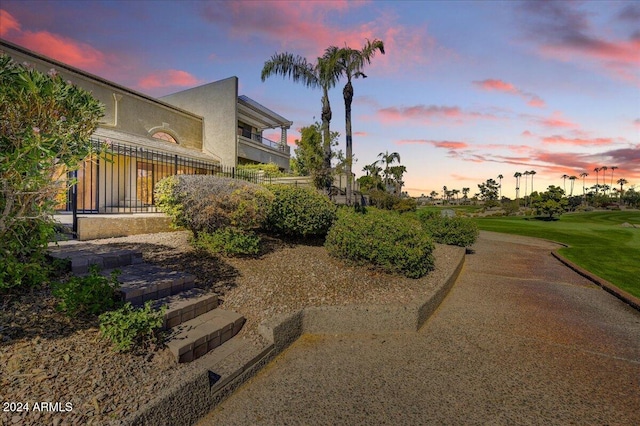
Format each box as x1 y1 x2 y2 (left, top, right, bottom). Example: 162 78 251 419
60 139 269 216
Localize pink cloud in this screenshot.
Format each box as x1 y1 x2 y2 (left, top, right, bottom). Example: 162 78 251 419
138 70 202 89
538 112 576 128
473 78 546 108
354 131 368 137
541 135 614 146
473 79 518 94
379 104 499 125
519 2 640 85
12 30 106 71
396 139 469 149
0 9 20 36
200 1 451 74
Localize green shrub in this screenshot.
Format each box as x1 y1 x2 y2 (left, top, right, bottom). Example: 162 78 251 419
393 197 417 213
99 302 165 353
155 175 274 235
368 190 416 213
0 54 103 290
52 266 121 316
417 211 479 247
193 228 261 256
264 185 337 238
325 208 435 278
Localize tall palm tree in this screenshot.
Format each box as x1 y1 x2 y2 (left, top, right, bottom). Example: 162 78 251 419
523 171 530 206
580 172 588 199
529 170 536 195
600 166 608 195
497 174 503 200
262 50 342 191
335 39 385 204
593 167 600 193
561 174 569 194
610 166 618 194
462 187 470 204
514 172 522 200
569 175 577 196
452 188 460 204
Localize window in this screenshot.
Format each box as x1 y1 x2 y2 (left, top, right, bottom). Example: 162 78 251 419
152 131 177 144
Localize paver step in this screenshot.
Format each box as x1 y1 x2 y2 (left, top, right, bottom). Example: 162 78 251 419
104 264 196 306
150 288 219 329
165 309 245 363
47 243 143 274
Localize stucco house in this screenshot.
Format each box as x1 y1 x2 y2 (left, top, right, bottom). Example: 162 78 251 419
0 39 292 217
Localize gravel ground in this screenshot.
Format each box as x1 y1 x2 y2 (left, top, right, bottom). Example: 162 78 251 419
0 231 461 425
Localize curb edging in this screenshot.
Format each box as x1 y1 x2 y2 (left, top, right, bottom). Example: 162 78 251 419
122 246 466 426
551 251 640 312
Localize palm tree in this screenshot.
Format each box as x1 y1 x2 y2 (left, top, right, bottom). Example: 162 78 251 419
561 174 569 194
452 189 460 205
579 172 588 198
514 172 522 200
389 165 407 195
523 171 530 206
600 166 608 195
529 170 536 195
335 39 385 204
430 190 438 205
569 175 577 196
378 151 401 190
610 166 618 196
497 174 503 199
462 187 470 204
617 178 628 200
593 167 600 193
442 185 448 205
262 49 342 191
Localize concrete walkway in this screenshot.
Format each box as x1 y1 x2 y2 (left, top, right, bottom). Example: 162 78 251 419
198 231 640 425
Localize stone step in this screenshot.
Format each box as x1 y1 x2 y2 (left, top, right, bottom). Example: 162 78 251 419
150 288 219 330
106 264 196 306
47 243 143 274
165 309 245 363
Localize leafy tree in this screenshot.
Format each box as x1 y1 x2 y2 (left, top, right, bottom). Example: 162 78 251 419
291 122 340 189
378 151 401 192
532 185 568 218
0 55 104 289
477 178 500 208
622 187 640 208
262 50 342 192
334 39 385 204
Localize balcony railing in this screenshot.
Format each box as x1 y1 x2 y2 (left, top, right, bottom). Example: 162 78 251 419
239 131 290 154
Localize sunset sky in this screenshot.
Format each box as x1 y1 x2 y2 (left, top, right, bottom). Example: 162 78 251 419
1 0 638 198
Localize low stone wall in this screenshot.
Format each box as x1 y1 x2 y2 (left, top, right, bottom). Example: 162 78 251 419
77 213 177 240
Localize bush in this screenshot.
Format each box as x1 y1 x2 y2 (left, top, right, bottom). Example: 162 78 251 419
264 185 337 238
417 211 479 247
52 266 121 316
155 175 274 235
325 208 435 278
99 302 165 353
368 190 416 213
193 228 261 256
0 54 103 290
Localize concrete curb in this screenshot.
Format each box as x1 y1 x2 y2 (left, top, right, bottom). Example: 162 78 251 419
551 250 640 312
121 246 466 426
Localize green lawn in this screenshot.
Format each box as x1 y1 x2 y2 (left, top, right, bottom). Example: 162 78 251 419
472 211 640 298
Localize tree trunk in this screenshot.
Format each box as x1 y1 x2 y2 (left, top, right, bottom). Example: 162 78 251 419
321 89 332 194
344 81 353 205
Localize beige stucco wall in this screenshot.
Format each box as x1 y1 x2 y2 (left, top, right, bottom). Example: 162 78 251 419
161 77 239 166
0 39 204 152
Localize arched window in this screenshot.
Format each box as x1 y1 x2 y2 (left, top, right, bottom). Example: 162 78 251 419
152 131 177 144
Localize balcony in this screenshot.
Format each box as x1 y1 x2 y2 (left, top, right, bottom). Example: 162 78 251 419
237 131 290 170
